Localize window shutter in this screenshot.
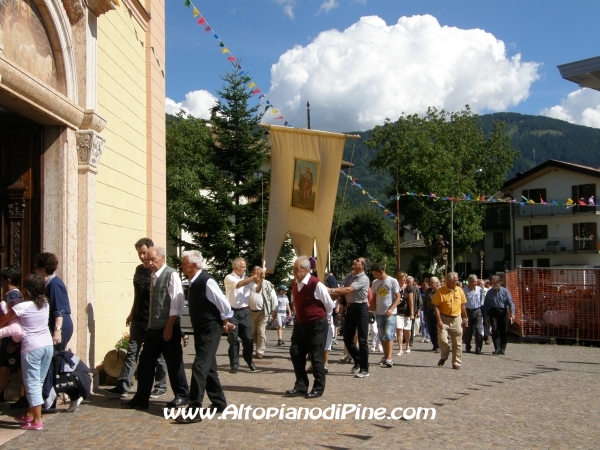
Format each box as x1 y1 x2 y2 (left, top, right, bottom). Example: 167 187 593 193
524 226 530 240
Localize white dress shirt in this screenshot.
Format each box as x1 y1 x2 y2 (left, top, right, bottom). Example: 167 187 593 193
292 273 335 315
224 272 250 308
152 263 184 317
189 270 233 320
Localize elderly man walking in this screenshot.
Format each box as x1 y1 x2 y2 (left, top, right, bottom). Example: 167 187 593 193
483 276 516 356
432 272 468 370
286 256 334 398
328 257 370 378
249 267 277 359
176 250 235 423
463 274 484 354
224 258 260 373
122 246 189 409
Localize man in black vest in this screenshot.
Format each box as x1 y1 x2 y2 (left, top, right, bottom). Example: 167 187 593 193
176 250 235 424
286 256 334 399
122 246 189 409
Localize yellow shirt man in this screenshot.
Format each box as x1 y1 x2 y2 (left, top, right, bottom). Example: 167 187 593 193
432 285 467 317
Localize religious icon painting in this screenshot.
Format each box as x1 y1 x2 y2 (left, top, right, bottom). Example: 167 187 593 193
291 158 319 211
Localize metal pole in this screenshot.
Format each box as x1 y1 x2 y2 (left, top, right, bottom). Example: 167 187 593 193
450 200 454 273
396 194 401 272
307 100 311 129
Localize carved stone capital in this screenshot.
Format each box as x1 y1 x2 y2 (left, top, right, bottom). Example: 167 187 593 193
62 0 85 24
87 0 118 17
77 130 106 173
7 201 26 220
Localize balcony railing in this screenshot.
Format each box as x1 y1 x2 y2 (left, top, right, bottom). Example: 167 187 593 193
517 236 599 253
515 198 600 218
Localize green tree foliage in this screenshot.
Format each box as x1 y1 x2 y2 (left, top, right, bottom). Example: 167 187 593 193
185 69 267 281
367 106 518 253
330 197 397 279
166 111 212 265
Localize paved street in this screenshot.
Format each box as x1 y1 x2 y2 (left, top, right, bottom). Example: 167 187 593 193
0 327 598 449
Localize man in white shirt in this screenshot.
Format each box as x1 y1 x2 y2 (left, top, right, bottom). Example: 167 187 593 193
224 258 260 373
122 246 189 409
286 256 334 399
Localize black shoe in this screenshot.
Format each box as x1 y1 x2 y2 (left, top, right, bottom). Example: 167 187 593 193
248 363 256 371
437 358 447 367
492 350 498 355
277 339 283 346
484 339 490 345
166 398 189 408
101 387 127 398
281 341 285 345
305 391 322 399
10 396 29 409
475 350 482 355
121 400 148 410
203 403 226 413
285 389 308 397
499 350 505 355
176 416 202 424
231 367 238 374
464 349 471 353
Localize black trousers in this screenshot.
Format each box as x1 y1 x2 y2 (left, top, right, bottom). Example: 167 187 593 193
189 322 227 409
343 303 369 372
464 308 484 352
132 323 189 407
227 308 254 370
488 308 509 352
289 318 327 394
425 308 439 350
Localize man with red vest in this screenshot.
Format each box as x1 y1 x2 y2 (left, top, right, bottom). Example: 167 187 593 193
286 256 334 399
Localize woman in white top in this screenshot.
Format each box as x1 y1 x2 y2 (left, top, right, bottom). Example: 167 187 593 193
0 274 53 431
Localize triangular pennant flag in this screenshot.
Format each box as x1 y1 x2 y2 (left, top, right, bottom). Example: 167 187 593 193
205 26 212 32
465 194 471 201
589 196 595 206
214 34 219 40
528 199 535 204
271 109 279 114
248 82 256 88
228 56 236 61
481 194 486 202
243 76 251 82
275 115 284 120
264 104 272 112
551 200 559 206
522 195 529 202
258 94 265 99
184 0 191 7
222 48 229 53
579 198 587 206
198 17 206 25
566 198 574 205
237 64 242 69
265 100 271 105
193 7 199 17
252 88 261 94
239 70 246 75
219 42 225 47
540 196 548 205
362 190 366 195
476 195 481 201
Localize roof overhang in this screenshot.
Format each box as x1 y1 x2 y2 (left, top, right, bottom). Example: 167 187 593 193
557 56 600 91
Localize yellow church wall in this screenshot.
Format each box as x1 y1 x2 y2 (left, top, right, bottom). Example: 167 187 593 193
92 1 166 360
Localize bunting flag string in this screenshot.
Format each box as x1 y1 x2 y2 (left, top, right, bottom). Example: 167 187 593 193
340 171 596 220
182 1 292 127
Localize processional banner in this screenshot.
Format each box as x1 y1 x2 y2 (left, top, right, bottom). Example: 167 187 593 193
264 126 350 280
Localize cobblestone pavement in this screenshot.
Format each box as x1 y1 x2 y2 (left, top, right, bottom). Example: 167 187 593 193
1 328 598 449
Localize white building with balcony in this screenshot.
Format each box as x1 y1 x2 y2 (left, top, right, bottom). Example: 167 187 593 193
502 160 600 268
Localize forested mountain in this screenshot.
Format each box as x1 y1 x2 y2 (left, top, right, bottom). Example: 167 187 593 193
337 113 600 211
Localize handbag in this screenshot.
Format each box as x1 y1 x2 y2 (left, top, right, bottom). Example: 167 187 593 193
53 351 78 394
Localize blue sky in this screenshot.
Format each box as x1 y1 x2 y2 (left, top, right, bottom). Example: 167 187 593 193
165 0 600 131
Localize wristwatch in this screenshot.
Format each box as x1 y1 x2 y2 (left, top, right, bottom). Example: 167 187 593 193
331 288 336 294
55 327 62 331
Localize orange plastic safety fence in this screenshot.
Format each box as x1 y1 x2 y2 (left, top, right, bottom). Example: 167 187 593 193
503 268 600 341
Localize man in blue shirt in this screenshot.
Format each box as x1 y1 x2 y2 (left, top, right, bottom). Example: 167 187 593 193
483 276 516 355
463 275 484 354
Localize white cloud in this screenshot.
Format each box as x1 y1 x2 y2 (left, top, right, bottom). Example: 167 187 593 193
273 0 295 19
540 88 600 128
165 90 216 119
318 0 339 14
265 15 540 131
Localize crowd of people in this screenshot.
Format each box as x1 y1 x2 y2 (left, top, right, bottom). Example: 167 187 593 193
0 252 84 431
94 240 516 414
